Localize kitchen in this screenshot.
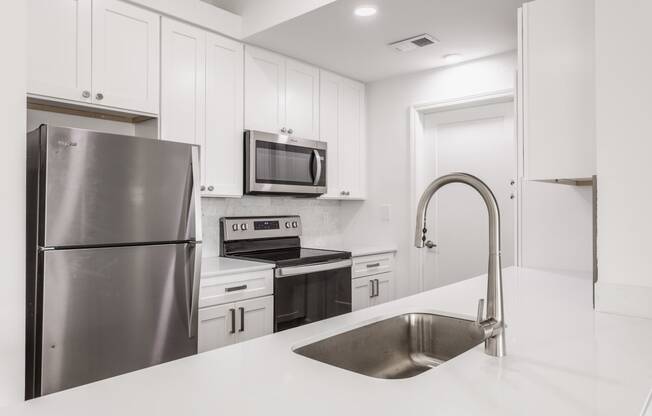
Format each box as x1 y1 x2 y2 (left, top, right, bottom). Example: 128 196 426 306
2 0 652 414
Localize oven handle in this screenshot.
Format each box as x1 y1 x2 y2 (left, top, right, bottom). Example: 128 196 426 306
312 149 322 186
275 259 352 278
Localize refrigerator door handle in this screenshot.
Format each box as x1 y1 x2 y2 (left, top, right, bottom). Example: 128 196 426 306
188 242 202 339
190 146 203 242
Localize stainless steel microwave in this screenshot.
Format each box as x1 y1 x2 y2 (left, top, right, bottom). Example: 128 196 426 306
245 130 327 196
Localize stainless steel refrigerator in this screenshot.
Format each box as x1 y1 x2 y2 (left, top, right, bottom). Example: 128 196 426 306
25 125 202 399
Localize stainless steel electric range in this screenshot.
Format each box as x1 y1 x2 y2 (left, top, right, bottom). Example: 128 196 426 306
220 216 352 332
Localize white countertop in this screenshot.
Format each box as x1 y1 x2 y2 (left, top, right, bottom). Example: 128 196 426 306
6 267 652 415
201 256 274 278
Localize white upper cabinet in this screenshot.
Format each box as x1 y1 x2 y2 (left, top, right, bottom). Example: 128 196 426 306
27 0 160 115
161 18 244 197
320 70 366 200
285 59 320 140
244 46 320 140
92 0 160 114
204 32 244 197
520 0 595 181
161 18 206 146
27 0 92 103
244 46 286 135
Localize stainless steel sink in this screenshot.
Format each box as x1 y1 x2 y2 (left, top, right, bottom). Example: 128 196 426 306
293 313 487 379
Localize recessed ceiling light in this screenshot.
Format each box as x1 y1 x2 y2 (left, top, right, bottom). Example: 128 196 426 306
444 54 463 64
354 6 377 17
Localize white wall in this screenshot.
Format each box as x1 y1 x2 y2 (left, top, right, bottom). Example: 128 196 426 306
595 0 652 318
341 51 593 298
0 0 26 407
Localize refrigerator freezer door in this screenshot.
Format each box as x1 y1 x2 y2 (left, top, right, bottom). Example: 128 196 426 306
39 243 200 396
39 126 199 247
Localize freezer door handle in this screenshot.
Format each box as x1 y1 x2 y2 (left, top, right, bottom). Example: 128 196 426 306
188 243 202 339
190 146 203 242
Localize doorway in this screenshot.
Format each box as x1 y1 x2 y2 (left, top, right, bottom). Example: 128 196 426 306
412 93 516 291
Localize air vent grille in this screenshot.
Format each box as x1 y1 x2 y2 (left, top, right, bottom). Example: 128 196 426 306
389 34 439 53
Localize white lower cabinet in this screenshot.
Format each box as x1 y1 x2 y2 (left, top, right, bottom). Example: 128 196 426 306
351 251 396 311
198 295 273 353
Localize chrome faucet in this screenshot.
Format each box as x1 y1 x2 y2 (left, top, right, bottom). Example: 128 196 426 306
414 173 506 357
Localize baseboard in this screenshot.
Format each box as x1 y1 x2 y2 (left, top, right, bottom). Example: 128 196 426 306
595 282 652 319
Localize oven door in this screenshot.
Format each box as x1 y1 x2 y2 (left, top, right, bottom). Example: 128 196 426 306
274 259 352 332
245 130 327 195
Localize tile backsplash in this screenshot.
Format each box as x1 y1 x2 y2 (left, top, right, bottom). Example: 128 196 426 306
201 196 344 257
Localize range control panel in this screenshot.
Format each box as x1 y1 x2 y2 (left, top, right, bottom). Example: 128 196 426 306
221 216 302 241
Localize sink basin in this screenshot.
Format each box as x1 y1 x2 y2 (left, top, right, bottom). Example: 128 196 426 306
293 313 486 379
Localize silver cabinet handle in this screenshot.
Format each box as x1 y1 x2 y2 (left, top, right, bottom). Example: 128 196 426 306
200 185 206 191
288 128 294 134
312 149 322 186
280 127 287 133
82 90 91 98
225 284 248 293
239 307 245 332
95 92 104 100
366 262 380 268
229 308 236 334
208 185 215 192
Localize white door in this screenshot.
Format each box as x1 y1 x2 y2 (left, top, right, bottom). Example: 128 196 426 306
244 46 286 134
160 18 206 146
338 79 366 199
285 59 319 140
92 0 160 114
319 71 341 198
204 33 244 197
372 272 395 306
421 102 515 290
27 0 92 103
235 296 273 343
198 304 236 353
351 278 372 311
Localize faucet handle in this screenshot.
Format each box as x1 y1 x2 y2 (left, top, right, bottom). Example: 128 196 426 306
476 298 485 324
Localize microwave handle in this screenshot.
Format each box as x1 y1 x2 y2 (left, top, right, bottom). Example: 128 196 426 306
312 149 322 186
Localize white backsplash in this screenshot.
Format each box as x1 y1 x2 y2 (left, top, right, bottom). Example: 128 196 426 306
201 196 344 257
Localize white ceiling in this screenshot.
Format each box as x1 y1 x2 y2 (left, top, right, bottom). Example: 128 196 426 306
201 0 248 15
245 0 525 82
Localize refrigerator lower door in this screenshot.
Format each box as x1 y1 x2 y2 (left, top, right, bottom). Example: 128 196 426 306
37 125 200 247
38 243 200 396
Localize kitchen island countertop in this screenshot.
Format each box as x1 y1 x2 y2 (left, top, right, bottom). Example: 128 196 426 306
6 267 652 415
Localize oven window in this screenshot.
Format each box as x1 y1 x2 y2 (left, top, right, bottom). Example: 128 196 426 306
255 141 326 186
274 267 351 332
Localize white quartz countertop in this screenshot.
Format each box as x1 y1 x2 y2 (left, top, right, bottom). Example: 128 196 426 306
200 256 274 278
6 267 652 415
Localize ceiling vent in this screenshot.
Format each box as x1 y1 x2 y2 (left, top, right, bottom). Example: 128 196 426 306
389 34 439 53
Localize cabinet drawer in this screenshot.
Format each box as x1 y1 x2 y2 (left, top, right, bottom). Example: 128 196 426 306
200 269 273 308
352 253 394 278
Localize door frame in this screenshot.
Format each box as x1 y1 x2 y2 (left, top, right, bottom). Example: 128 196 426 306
408 89 520 292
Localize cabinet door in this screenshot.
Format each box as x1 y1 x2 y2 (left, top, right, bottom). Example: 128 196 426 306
160 18 205 147
319 71 341 198
235 296 273 343
285 59 320 140
371 272 395 307
338 78 366 199
198 303 236 353
244 46 286 134
204 33 244 197
92 0 160 114
352 278 372 311
27 0 92 103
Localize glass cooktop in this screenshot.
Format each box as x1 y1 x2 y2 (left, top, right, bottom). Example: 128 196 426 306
230 247 350 267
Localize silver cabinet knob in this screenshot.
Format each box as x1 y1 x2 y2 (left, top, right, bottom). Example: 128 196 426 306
200 185 206 191
425 240 437 249
287 128 294 134
82 90 91 98
280 127 287 133
208 186 215 192
95 93 104 100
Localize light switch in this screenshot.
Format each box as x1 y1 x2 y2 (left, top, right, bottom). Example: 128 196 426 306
380 204 391 222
